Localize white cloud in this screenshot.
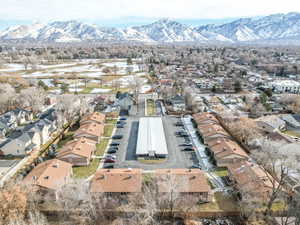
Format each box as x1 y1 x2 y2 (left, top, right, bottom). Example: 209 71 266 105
1 0 300 21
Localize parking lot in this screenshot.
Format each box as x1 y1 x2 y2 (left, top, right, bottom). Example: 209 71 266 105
108 114 199 170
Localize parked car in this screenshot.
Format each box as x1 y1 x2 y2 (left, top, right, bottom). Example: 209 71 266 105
120 117 127 121
103 164 114 169
104 158 116 163
107 150 117 154
112 135 123 139
105 156 116 161
178 133 189 137
110 142 120 146
181 147 194 151
108 147 118 151
190 164 201 169
117 121 126 125
175 130 186 135
184 137 191 143
180 143 193 147
117 125 124 128
174 122 184 126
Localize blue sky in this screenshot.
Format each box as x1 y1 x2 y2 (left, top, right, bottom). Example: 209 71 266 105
0 0 299 30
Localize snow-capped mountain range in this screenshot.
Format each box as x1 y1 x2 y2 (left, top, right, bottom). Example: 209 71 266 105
1 12 300 43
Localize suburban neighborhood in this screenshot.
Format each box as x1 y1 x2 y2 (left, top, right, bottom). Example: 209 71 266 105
0 44 300 225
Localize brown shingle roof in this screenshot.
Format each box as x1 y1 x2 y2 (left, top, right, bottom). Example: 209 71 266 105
23 159 72 191
198 124 229 138
57 137 96 159
81 112 105 124
227 161 276 197
206 138 249 160
90 169 142 193
155 169 211 193
193 113 219 125
75 122 104 137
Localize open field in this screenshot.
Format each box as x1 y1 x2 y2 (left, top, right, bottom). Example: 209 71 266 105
0 59 150 95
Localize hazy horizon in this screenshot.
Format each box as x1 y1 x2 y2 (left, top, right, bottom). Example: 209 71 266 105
0 0 299 30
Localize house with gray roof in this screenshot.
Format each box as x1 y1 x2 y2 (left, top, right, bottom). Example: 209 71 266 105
280 114 300 128
0 133 35 156
255 115 286 133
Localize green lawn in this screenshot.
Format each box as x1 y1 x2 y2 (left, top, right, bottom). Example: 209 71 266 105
56 132 74 150
146 99 156 116
213 167 229 177
72 158 100 178
198 192 238 212
103 124 114 137
283 130 300 138
95 139 109 156
80 87 93 94
105 118 118 124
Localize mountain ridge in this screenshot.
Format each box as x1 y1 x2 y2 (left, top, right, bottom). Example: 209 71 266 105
1 12 300 43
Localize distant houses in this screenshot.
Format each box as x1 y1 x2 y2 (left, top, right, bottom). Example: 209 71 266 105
169 95 186 112
115 93 134 115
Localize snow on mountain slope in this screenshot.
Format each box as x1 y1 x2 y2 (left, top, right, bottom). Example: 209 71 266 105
1 12 300 43
197 12 300 42
132 18 207 42
0 23 45 39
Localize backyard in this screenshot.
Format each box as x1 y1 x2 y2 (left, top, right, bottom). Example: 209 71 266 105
146 99 156 116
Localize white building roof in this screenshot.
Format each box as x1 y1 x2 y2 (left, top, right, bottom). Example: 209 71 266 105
136 117 168 156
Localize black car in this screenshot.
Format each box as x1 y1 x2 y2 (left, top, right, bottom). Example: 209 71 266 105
108 147 118 151
117 121 126 125
178 133 189 137
190 164 201 169
184 137 191 142
175 130 186 135
110 142 120 146
103 164 114 169
174 122 184 126
180 143 193 147
112 135 123 139
117 125 124 128
181 147 194 151
107 149 117 154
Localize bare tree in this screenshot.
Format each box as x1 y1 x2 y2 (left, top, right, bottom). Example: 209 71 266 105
251 140 294 217
20 87 46 115
129 76 144 103
0 83 17 113
79 96 92 117
225 117 262 147
55 94 81 127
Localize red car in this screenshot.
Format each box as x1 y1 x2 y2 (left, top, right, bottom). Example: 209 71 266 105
104 158 116 163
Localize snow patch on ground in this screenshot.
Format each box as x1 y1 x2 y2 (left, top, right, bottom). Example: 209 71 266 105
90 88 111 93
